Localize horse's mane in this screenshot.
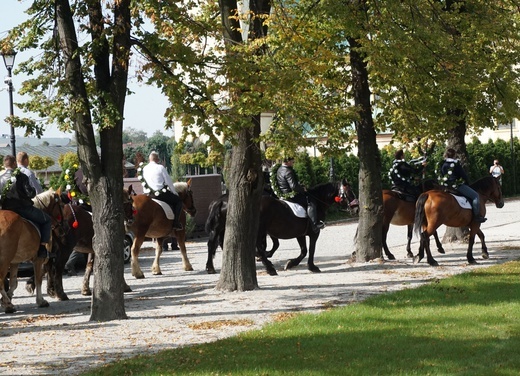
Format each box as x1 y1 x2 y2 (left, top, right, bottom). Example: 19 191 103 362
308 181 338 197
32 189 56 209
470 176 494 191
173 182 188 194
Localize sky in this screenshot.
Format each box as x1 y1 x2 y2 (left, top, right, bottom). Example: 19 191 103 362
0 1 173 140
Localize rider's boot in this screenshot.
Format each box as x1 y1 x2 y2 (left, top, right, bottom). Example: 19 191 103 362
307 201 324 233
472 199 487 223
172 202 183 231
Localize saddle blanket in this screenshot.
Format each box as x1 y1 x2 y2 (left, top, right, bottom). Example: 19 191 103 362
451 194 472 209
152 199 175 220
281 199 307 218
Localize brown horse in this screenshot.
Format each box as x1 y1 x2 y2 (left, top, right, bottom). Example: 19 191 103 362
0 190 65 313
127 180 197 279
413 176 504 266
28 188 136 299
382 189 444 260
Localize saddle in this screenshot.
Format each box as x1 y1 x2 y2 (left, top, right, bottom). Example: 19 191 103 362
280 199 307 218
151 198 175 220
391 188 417 202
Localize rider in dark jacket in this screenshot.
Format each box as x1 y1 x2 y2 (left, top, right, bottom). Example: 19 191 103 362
439 148 486 223
276 157 324 233
389 149 424 198
0 155 52 258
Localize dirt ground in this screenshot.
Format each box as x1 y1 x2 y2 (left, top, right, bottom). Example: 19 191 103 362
1 199 519 375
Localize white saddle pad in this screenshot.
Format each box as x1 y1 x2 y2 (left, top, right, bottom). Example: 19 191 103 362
152 199 175 220
451 194 472 209
281 199 307 218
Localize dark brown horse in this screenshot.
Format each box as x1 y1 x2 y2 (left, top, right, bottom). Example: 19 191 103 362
0 190 66 313
26 189 136 299
127 180 197 279
257 181 346 276
382 189 444 260
414 176 504 266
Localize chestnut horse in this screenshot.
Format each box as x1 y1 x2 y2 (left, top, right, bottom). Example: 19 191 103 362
0 190 65 313
414 176 504 266
27 189 136 299
127 180 197 279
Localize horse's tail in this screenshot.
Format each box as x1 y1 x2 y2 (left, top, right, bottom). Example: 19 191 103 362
205 196 227 236
413 193 428 238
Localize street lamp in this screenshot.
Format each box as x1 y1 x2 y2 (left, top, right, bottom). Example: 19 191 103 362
2 50 17 156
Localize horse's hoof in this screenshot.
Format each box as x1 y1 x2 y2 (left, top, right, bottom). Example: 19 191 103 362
481 252 489 260
58 295 70 301
184 266 194 272
406 252 414 258
206 267 216 274
308 266 321 273
124 286 132 293
82 289 92 296
152 271 162 276
285 260 300 270
413 256 422 264
437 248 445 254
25 285 35 295
39 300 50 308
5 305 16 314
428 260 439 267
267 268 278 276
468 259 478 265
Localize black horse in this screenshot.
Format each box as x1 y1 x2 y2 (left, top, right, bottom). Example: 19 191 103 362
204 194 280 274
256 181 346 275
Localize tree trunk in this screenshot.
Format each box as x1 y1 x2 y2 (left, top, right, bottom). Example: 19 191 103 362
443 118 470 243
349 32 383 262
216 118 262 291
56 0 129 321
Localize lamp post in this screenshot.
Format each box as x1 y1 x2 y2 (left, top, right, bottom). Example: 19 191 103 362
1 50 16 156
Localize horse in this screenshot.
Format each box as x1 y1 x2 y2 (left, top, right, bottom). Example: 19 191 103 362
257 181 346 276
27 188 136 299
204 194 280 274
0 190 66 313
413 176 504 266
127 180 197 279
382 189 444 260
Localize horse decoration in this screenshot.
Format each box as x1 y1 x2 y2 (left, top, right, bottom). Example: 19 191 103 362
0 190 66 313
382 179 444 260
413 176 504 266
127 180 197 279
26 189 136 300
256 180 347 276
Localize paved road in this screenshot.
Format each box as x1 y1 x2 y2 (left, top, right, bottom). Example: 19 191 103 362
1 198 519 375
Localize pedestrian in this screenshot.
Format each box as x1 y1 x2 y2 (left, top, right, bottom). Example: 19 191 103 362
17 151 43 194
489 159 504 185
275 156 324 233
439 148 486 223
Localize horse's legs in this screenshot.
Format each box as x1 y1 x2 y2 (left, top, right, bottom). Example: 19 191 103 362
405 225 414 258
81 253 94 296
131 236 146 279
466 230 478 265
265 236 280 258
414 231 438 266
257 233 277 276
151 238 164 275
382 223 396 260
433 231 445 254
1 266 16 313
176 232 193 272
286 236 309 270
306 235 321 273
206 231 221 274
6 264 19 300
33 258 49 308
476 229 488 259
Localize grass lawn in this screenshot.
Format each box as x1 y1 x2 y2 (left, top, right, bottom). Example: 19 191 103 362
85 260 520 375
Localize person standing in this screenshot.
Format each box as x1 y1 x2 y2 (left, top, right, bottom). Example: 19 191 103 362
17 151 43 194
142 151 183 230
0 155 52 258
439 148 486 223
276 156 324 233
489 159 504 185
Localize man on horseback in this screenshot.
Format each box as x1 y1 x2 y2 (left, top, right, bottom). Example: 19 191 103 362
0 155 52 258
389 149 425 198
440 148 486 223
142 151 183 230
17 152 43 194
276 157 324 233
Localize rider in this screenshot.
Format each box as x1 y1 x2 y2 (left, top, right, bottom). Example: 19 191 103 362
0 155 53 258
142 151 183 230
389 149 425 198
276 156 324 233
439 148 486 223
17 152 43 194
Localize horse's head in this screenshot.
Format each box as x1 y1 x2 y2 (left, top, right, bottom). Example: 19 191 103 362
33 189 69 237
123 187 136 225
174 179 197 217
473 176 504 209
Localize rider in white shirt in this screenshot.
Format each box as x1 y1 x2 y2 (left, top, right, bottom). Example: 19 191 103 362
142 151 183 230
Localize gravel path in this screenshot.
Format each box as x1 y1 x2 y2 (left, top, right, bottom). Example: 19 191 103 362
1 199 519 375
